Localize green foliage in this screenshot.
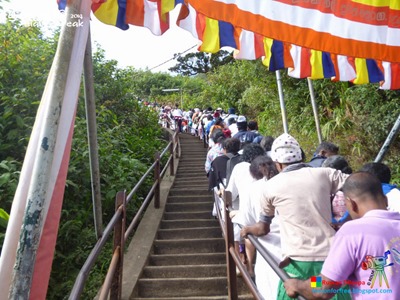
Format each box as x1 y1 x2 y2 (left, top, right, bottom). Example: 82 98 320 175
51 68 167 299
0 208 9 226
0 208 9 253
0 15 167 299
0 15 57 161
0 159 21 212
169 50 233 76
2 11 400 300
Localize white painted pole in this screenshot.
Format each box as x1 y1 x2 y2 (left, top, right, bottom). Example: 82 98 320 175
307 78 323 143
275 70 289 133
4 0 91 298
374 114 400 163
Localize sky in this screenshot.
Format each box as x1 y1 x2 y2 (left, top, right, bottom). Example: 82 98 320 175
1 0 201 73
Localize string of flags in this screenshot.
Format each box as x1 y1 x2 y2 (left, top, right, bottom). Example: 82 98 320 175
57 0 400 90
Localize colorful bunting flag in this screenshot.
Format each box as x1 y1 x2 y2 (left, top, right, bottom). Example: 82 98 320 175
349 58 385 84
186 0 400 63
288 45 311 78
92 0 129 30
233 30 264 60
57 0 67 11
177 5 239 53
262 38 293 71
380 62 400 90
309 50 335 79
331 54 357 82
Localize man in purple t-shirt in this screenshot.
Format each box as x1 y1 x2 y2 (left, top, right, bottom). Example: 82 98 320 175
284 172 400 299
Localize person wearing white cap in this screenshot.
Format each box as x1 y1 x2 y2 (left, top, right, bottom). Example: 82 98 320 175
240 133 351 300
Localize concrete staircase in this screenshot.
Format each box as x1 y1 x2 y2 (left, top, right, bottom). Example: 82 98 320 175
130 134 252 299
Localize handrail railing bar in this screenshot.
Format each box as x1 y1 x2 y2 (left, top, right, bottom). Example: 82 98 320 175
247 235 307 300
124 182 157 241
236 222 308 300
126 160 157 203
220 190 308 300
160 141 172 158
160 155 172 178
69 207 123 299
98 247 120 300
228 247 262 299
173 143 178 155
214 192 226 237
69 129 177 299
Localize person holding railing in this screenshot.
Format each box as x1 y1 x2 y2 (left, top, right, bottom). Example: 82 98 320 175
227 143 266 276
240 155 281 300
240 133 351 300
283 172 400 300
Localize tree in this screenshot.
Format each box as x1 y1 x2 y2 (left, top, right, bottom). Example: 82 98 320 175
169 50 234 76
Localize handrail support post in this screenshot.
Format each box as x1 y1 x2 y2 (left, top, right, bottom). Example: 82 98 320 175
223 190 238 300
169 137 175 176
154 152 161 208
110 191 126 300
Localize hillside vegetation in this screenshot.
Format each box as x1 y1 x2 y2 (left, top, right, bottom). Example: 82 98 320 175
1 14 399 299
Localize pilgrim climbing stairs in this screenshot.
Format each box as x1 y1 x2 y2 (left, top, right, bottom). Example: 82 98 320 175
129 133 252 299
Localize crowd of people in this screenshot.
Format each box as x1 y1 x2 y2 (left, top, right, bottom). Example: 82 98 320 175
157 105 400 299
168 107 400 300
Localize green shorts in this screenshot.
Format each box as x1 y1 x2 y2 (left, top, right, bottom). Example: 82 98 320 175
277 260 351 300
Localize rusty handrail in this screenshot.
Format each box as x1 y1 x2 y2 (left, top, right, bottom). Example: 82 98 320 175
69 129 178 299
217 190 307 300
69 206 123 299
222 190 261 300
98 247 120 300
124 180 157 241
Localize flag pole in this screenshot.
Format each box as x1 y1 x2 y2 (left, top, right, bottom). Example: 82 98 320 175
83 25 103 239
307 78 323 143
3 0 91 298
374 113 400 163
275 70 289 133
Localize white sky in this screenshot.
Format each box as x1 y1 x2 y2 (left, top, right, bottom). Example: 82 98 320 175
1 0 200 73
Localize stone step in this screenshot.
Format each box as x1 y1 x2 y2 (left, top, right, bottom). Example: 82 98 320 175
157 227 221 239
179 154 206 158
172 180 208 186
149 253 226 266
165 202 213 213
178 161 206 166
179 151 205 155
167 195 212 203
153 238 225 255
173 179 208 186
142 264 226 278
175 173 207 179
163 211 213 220
136 277 228 298
175 172 208 182
176 169 206 175
168 189 211 196
160 219 219 229
177 163 206 168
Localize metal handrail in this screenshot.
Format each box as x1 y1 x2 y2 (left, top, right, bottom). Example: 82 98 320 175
69 206 123 299
69 129 178 299
124 181 157 241
126 160 157 203
216 190 307 300
98 247 120 300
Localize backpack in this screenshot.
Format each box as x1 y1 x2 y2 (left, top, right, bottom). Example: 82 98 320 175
225 153 241 186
